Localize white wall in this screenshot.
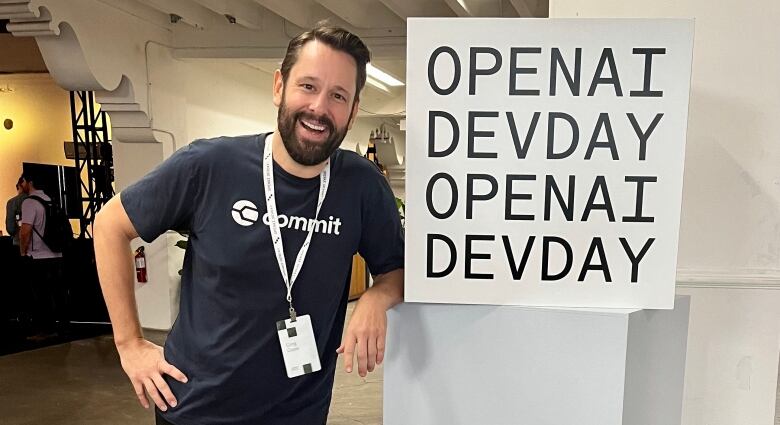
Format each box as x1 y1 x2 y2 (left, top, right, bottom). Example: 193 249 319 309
0 74 72 232
676 287 780 425
549 1 780 423
182 61 277 141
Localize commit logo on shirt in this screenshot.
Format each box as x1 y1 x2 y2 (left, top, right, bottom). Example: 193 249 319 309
231 200 342 235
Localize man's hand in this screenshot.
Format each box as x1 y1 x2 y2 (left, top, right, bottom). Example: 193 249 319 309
117 338 188 411
336 268 403 377
337 291 389 376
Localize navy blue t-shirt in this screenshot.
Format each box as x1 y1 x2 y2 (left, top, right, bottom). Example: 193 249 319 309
121 133 404 425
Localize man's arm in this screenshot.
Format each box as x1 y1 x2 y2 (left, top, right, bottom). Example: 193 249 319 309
5 200 17 237
94 196 188 411
19 223 31 256
19 199 34 256
337 268 403 376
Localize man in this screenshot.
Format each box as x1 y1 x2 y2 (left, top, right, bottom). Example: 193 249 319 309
19 172 65 339
3 178 27 331
5 178 26 246
94 23 404 425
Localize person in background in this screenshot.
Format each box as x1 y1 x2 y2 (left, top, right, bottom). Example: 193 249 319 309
3 177 28 334
19 172 66 340
5 177 26 246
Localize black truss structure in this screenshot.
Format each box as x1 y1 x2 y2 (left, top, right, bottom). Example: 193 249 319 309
69 91 114 238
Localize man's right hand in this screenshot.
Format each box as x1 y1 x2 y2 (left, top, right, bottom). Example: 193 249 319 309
117 338 188 411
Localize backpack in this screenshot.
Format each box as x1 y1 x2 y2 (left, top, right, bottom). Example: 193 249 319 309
27 195 74 253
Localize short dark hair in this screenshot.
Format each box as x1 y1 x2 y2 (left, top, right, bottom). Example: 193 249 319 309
20 172 36 187
16 177 23 188
280 22 370 101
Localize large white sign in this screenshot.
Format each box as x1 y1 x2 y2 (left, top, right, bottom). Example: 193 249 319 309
405 18 694 309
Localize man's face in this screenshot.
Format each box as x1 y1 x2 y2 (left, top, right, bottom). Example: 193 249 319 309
19 179 31 194
273 40 360 166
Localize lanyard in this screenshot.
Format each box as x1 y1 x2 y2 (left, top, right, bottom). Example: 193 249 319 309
263 139 330 321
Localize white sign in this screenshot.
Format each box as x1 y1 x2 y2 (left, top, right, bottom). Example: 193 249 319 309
405 18 694 309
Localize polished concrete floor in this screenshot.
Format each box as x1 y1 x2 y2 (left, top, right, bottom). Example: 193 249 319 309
0 303 382 425
2 304 779 425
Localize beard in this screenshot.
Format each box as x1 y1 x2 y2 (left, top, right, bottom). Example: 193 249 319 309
277 98 351 166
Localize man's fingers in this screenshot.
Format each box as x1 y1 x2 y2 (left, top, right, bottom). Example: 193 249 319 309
367 336 378 373
376 334 386 365
152 374 178 408
356 336 369 377
342 337 356 373
143 377 168 412
161 361 189 384
132 380 149 409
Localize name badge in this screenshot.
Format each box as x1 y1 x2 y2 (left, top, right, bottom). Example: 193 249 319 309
276 314 322 378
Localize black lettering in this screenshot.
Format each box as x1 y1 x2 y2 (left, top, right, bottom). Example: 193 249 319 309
426 173 458 219
577 237 612 282
467 174 498 219
428 110 460 158
588 48 623 96
542 236 573 281
505 174 536 220
584 113 618 160
506 111 540 160
427 234 457 278
502 235 536 280
550 47 581 96
547 112 579 159
627 113 663 161
619 237 655 282
469 47 502 95
544 175 575 221
428 46 461 95
630 48 665 97
582 176 615 222
622 176 656 223
468 111 499 159
465 234 494 279
509 47 542 96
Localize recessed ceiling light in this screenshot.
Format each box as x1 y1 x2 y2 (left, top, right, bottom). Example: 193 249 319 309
367 64 404 87
366 76 391 93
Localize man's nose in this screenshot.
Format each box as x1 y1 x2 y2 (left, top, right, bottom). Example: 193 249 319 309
307 91 329 115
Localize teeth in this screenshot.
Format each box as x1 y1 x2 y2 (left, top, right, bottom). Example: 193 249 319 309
301 119 326 132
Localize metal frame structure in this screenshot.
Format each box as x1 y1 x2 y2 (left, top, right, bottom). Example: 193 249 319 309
69 91 114 238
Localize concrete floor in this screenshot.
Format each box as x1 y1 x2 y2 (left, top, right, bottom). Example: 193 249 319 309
2 303 779 425
0 303 382 425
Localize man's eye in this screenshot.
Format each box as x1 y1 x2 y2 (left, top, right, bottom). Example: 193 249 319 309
302 84 314 90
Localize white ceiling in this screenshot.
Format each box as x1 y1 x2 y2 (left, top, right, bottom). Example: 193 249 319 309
2 0 548 122
123 0 548 121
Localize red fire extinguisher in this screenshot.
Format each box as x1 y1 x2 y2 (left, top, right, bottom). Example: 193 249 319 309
135 246 148 283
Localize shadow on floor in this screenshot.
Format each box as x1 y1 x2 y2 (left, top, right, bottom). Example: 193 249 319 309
0 321 112 356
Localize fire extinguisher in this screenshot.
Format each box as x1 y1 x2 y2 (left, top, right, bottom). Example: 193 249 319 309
135 246 148 283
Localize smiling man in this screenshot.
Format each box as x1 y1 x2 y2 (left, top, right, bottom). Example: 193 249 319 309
94 23 404 425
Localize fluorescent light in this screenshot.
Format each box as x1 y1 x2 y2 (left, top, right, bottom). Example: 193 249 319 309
367 63 404 87
366 76 391 93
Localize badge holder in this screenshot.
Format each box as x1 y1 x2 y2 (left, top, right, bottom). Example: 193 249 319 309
276 313 322 378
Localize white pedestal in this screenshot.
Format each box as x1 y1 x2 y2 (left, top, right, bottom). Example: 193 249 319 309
384 296 690 425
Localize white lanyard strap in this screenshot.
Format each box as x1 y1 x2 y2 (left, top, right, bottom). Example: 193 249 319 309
263 139 330 319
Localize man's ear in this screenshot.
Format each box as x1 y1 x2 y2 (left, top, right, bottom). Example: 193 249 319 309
273 70 284 107
348 98 360 130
